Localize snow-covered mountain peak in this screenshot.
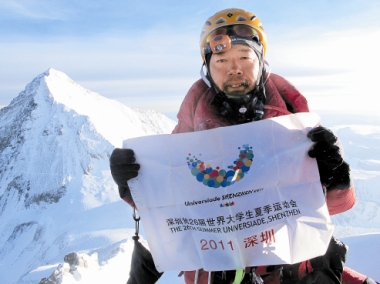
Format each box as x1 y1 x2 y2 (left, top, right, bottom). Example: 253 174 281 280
5 68 176 147
0 68 176 215
38 68 107 110
0 69 177 283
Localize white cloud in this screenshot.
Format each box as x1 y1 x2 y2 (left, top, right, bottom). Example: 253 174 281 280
267 26 380 115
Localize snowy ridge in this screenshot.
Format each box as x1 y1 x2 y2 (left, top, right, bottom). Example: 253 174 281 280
329 124 380 238
0 69 176 283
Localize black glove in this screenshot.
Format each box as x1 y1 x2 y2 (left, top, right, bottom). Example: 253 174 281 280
109 148 140 203
307 127 351 191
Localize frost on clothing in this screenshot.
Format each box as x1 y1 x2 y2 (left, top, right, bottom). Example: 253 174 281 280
172 74 355 216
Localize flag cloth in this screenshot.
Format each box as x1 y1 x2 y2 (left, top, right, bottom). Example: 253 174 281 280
123 113 334 272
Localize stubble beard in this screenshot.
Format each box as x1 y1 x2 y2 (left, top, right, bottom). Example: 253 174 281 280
222 79 252 98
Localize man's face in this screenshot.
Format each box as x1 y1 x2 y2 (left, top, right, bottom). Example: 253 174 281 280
209 44 260 98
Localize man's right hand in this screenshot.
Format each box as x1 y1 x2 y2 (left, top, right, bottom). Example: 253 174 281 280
109 148 140 205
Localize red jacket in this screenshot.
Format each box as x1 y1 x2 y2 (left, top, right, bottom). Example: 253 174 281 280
172 74 361 284
172 74 355 216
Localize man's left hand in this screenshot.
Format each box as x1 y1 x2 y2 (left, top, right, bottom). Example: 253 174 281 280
307 126 351 191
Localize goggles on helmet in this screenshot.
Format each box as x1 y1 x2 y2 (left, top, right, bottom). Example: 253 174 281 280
204 24 259 55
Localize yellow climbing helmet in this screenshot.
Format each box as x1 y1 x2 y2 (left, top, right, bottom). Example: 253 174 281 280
200 8 267 62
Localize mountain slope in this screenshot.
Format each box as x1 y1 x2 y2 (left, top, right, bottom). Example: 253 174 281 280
329 123 380 237
0 69 176 284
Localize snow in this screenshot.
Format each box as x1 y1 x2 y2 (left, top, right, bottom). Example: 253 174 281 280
342 233 380 280
0 69 379 283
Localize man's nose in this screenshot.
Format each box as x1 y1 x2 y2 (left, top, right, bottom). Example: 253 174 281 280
227 59 243 75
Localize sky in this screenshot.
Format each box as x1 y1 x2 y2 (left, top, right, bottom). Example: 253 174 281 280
1 0 380 120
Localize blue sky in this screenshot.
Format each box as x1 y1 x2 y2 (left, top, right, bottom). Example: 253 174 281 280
1 0 380 120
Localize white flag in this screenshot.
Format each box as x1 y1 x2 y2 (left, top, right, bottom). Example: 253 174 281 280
124 113 334 272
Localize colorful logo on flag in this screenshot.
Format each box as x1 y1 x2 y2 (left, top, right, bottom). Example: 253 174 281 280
186 144 254 188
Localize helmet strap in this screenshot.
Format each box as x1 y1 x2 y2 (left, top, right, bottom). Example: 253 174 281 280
200 63 212 88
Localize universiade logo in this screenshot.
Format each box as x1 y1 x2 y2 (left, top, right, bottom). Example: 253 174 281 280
186 144 254 188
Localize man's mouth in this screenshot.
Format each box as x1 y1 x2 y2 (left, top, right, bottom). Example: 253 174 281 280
227 81 249 88
222 80 250 96
229 83 244 88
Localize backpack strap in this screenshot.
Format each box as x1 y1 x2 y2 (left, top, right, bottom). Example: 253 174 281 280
232 269 245 284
